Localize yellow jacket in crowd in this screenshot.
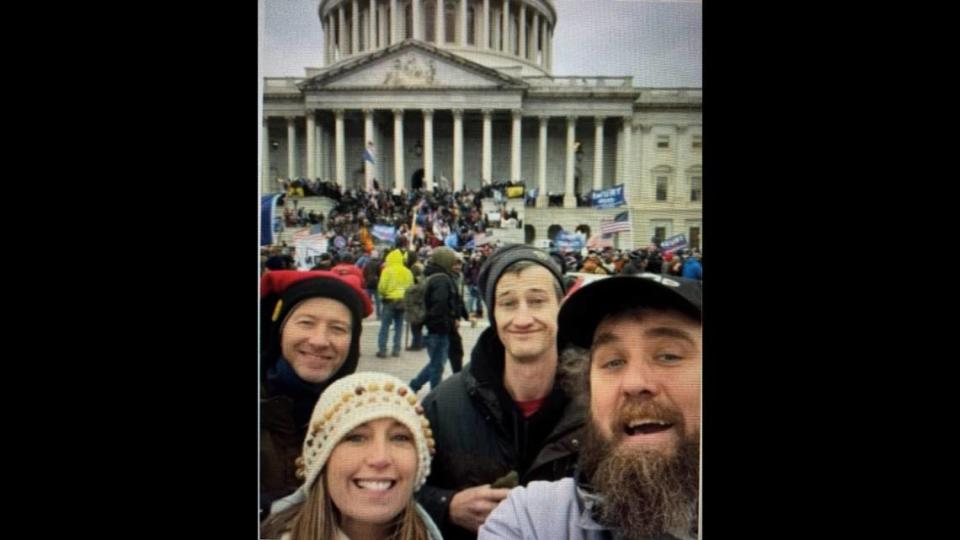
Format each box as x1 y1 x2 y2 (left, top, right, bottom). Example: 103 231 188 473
377 249 414 302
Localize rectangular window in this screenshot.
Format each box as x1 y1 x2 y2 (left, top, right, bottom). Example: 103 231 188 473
654 227 666 243
656 176 668 201
690 176 702 201
692 134 702 150
689 227 700 250
657 135 670 149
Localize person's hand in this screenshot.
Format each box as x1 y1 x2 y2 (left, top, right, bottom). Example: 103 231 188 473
448 484 511 532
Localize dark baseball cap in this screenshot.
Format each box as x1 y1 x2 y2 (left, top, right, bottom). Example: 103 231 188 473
558 272 702 349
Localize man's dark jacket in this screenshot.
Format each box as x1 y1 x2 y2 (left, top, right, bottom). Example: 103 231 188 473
416 327 585 540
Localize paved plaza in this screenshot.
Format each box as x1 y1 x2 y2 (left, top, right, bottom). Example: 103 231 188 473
355 315 490 398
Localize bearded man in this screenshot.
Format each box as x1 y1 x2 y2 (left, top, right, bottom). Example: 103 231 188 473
480 273 702 540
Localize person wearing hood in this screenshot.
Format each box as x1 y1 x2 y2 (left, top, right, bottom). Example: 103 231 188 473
260 270 374 521
414 245 585 540
409 246 467 393
377 248 415 358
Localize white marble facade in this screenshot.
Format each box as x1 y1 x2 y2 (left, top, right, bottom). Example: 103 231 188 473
263 0 702 248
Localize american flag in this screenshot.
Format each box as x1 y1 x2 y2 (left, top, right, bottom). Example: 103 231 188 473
599 211 631 235
294 227 325 243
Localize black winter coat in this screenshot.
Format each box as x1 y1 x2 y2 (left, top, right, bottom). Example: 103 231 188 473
415 327 586 540
422 263 465 335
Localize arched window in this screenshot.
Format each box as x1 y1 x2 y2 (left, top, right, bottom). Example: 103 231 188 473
444 1 456 43
425 0 436 41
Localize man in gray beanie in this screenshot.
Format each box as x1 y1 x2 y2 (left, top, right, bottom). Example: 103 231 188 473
415 244 585 540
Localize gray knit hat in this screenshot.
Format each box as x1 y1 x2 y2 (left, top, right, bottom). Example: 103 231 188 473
477 244 565 328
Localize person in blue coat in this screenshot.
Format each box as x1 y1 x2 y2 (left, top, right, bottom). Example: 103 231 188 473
681 253 702 281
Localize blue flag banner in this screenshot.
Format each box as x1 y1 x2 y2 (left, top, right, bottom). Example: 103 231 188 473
261 193 283 246
555 231 585 251
371 224 397 244
661 233 688 254
591 184 626 210
363 143 376 165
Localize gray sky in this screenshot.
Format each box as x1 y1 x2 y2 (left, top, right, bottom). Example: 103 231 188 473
260 0 701 87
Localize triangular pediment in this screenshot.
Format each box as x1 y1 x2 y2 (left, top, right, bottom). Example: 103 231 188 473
300 40 527 91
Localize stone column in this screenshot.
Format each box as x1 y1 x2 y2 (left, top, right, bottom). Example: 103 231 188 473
369 0 378 49
458 0 467 46
412 0 422 39
436 0 444 44
262 117 271 191
593 116 605 190
390 0 398 44
482 0 490 49
482 109 493 185
620 117 633 198
511 109 522 182
518 4 526 59
363 0 377 51
286 116 297 179
380 3 389 47
319 121 327 180
339 6 347 55
453 108 464 191
352 0 360 53
423 109 434 191
334 110 346 189
306 110 316 180
364 109 375 190
393 108 405 193
675 125 686 203
492 6 500 50
531 12 539 62
564 115 577 208
537 115 548 208
501 0 509 52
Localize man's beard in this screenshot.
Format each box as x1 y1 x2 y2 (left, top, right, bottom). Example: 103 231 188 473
579 399 700 540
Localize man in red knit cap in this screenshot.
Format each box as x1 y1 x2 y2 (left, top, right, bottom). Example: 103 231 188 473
259 270 373 521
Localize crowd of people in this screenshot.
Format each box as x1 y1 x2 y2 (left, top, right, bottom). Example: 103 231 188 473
260 236 702 539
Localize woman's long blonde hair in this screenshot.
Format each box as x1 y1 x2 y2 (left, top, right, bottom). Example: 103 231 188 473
261 470 430 540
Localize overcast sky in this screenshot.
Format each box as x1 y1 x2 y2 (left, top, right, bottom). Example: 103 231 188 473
260 0 701 87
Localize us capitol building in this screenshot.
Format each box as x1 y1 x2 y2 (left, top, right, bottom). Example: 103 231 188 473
262 0 701 250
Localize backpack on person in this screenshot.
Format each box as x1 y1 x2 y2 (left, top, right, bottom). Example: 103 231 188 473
403 273 445 326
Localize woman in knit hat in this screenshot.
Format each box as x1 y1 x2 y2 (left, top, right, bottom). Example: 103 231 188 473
261 270 374 520
261 372 443 540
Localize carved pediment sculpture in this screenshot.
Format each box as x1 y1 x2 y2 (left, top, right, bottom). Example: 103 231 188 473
382 54 437 87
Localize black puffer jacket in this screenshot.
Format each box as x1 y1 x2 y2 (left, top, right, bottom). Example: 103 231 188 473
422 262 465 335
415 327 585 540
